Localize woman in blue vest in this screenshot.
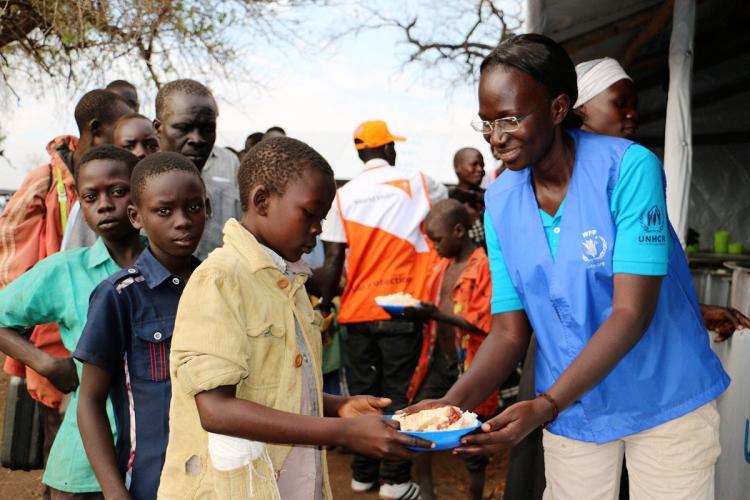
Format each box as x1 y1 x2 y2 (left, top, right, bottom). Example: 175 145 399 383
417 34 729 498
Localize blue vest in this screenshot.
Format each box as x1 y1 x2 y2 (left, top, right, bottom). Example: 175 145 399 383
486 129 729 443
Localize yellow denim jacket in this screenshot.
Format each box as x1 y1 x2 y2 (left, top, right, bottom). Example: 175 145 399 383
158 218 332 499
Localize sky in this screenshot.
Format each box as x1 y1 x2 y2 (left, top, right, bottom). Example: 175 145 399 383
0 2 520 190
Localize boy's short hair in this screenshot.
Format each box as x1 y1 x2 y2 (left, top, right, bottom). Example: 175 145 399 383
106 79 136 91
131 152 204 205
75 145 139 184
244 132 265 150
237 136 333 211
74 89 131 133
113 112 153 133
155 79 216 120
426 199 471 231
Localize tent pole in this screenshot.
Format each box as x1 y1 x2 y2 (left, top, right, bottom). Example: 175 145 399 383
663 0 696 246
526 0 545 33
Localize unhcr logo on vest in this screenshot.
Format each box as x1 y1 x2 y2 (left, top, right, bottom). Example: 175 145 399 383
638 205 667 244
581 229 608 268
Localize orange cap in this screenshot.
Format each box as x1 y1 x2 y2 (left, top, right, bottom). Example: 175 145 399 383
353 120 406 150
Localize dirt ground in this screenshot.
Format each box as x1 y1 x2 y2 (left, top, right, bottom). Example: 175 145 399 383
0 357 44 499
0 356 508 499
327 447 508 499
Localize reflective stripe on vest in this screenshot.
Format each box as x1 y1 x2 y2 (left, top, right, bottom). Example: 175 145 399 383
55 165 68 233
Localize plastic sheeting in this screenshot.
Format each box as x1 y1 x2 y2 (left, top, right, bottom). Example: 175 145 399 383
525 0 546 32
711 329 750 499
663 0 696 245
636 40 750 250
688 143 750 249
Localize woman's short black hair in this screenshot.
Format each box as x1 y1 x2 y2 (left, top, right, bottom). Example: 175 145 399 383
480 33 582 129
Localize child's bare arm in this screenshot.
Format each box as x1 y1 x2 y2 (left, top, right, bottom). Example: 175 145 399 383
445 312 532 410
77 363 131 500
431 310 485 334
404 304 485 334
0 326 78 392
195 386 433 458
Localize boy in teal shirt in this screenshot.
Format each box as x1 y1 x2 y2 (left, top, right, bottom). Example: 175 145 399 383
0 145 144 496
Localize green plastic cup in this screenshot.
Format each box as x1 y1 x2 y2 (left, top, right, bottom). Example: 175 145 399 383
714 231 730 253
728 242 744 255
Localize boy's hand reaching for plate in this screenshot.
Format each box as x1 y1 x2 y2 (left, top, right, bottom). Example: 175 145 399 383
338 414 434 459
338 396 392 417
454 398 553 456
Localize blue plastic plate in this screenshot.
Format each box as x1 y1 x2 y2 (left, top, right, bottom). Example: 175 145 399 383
379 304 409 318
376 302 421 318
388 415 482 452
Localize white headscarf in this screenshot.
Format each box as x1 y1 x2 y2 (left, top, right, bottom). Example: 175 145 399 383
574 57 632 108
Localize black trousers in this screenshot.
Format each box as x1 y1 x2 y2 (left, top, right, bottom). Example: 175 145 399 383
345 319 422 484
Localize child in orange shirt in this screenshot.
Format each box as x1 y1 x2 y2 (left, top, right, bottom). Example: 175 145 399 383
405 199 498 500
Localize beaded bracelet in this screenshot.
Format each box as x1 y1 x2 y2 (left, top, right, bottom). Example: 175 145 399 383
537 392 559 428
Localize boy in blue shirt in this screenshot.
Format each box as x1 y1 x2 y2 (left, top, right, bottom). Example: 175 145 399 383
0 145 143 497
76 152 207 500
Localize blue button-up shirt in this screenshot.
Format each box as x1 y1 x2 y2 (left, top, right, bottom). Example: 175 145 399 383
75 247 200 500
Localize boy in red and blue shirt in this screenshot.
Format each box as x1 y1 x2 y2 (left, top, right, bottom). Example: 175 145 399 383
75 152 207 500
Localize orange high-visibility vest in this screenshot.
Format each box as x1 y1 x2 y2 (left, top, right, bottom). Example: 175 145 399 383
336 164 438 324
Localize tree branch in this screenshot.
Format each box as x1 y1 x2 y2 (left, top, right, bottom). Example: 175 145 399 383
362 1 522 83
0 0 320 99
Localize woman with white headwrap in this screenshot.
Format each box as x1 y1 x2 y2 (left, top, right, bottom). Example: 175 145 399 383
574 57 639 139
574 57 750 339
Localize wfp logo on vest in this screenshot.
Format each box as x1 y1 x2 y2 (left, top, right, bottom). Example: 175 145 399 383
581 229 608 267
638 205 666 244
381 179 413 198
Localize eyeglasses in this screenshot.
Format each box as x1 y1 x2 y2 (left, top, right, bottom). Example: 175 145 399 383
470 110 535 134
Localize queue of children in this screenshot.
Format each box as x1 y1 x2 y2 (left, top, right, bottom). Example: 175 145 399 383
0 89 135 498
1 32 747 500
0 85 438 499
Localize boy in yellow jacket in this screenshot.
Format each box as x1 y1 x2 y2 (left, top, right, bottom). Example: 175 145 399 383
158 137 432 499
